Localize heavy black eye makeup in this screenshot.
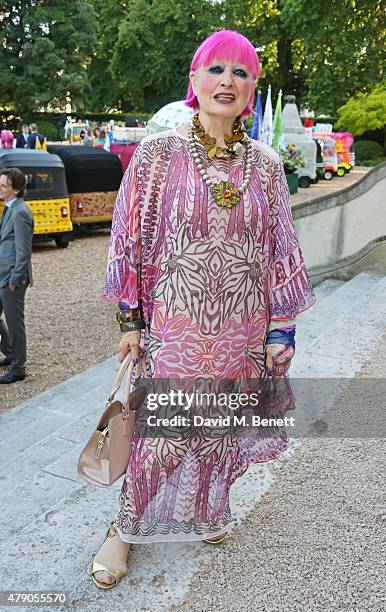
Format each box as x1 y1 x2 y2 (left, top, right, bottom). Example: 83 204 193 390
233 67 248 78
208 65 249 78
208 65 224 74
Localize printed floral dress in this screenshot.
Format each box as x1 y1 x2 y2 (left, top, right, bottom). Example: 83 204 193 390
102 130 315 542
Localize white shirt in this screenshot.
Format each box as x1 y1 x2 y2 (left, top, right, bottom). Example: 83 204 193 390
5 197 18 209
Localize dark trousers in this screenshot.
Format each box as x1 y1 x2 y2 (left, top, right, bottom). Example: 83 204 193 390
0 285 28 373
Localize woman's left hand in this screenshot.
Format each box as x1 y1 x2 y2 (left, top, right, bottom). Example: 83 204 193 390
265 344 294 377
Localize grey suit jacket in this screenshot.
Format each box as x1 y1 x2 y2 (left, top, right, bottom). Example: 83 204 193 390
0 198 34 288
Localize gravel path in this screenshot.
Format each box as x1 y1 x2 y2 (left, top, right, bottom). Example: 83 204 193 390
0 229 117 412
177 340 385 612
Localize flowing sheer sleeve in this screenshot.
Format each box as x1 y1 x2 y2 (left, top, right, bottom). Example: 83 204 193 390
101 145 142 308
268 157 316 320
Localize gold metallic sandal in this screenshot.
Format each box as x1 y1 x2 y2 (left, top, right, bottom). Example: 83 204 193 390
204 534 227 545
90 518 129 590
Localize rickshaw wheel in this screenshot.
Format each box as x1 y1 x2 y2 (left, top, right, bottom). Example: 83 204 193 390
298 176 311 188
55 236 70 248
324 171 333 181
337 168 346 177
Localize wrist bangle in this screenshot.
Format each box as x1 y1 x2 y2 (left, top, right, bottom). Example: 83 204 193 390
115 300 144 323
119 320 146 332
266 328 296 349
114 310 141 324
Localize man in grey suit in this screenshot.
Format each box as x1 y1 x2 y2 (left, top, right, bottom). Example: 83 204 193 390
0 168 34 384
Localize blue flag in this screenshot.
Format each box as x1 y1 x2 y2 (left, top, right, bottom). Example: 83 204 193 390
250 91 263 140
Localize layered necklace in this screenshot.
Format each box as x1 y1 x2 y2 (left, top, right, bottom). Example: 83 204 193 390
188 113 253 209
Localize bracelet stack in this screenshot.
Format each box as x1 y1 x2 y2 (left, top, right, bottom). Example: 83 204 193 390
266 327 296 349
114 303 146 332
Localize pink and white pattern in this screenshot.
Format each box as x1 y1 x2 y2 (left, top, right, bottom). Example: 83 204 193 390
102 130 315 542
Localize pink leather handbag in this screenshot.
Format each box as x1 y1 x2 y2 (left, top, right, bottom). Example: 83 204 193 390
77 354 147 487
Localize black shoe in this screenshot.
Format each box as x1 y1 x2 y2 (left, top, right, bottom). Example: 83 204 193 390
0 357 12 367
0 370 26 384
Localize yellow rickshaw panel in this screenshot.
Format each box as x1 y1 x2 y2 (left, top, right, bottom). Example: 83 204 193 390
69 191 117 224
0 198 73 235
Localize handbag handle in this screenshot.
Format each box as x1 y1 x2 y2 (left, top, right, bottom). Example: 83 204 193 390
107 351 143 403
106 352 134 404
122 355 147 410
107 352 147 409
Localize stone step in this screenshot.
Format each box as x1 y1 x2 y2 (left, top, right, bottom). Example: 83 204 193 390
293 276 386 378
13 355 119 415
309 276 386 363
296 271 384 344
0 434 79 493
312 277 345 302
0 357 120 461
0 478 214 610
291 276 386 433
0 386 102 464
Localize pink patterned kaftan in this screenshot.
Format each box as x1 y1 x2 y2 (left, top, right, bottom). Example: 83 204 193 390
102 130 315 542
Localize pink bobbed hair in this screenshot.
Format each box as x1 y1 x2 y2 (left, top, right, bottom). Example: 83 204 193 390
0 130 14 148
185 30 261 119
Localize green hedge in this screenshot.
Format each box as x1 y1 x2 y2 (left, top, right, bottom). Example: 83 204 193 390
357 158 385 167
355 140 384 163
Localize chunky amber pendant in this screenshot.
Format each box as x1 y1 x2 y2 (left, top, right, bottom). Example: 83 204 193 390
209 181 241 209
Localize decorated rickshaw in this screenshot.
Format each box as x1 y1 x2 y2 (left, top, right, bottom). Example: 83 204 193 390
0 149 72 247
47 145 122 227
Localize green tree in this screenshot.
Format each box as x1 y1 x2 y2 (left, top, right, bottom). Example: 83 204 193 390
0 0 97 116
219 0 307 105
88 0 220 112
281 0 386 114
336 83 386 150
88 0 308 112
87 0 385 116
86 56 121 113
85 0 123 111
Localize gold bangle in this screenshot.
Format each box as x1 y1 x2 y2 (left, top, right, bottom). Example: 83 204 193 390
120 320 146 332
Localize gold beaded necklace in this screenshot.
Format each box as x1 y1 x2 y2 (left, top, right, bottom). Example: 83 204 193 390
191 113 245 159
188 116 253 209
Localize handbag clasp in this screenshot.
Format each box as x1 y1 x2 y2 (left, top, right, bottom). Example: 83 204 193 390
94 426 109 459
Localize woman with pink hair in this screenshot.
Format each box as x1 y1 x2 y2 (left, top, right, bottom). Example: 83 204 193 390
0 130 14 149
91 29 315 589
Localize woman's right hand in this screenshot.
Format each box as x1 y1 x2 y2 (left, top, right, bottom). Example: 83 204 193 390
118 330 141 363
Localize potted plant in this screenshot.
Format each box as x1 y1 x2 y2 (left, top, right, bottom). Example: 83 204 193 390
279 144 306 195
